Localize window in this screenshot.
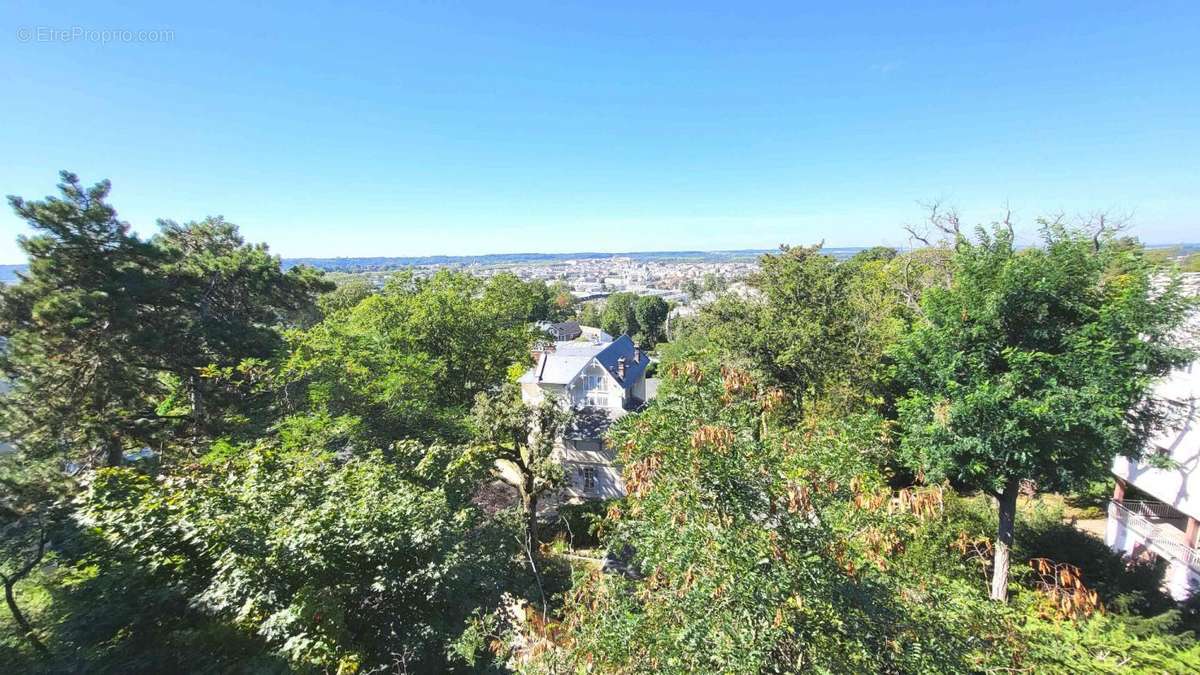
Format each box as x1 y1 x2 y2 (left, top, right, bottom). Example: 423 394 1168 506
580 466 597 492
578 372 609 407
574 440 601 453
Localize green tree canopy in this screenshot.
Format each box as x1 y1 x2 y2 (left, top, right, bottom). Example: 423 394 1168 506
600 291 640 339
280 270 539 446
522 357 969 673
577 301 603 329
467 383 569 614
0 173 170 466
80 436 513 673
0 175 329 465
315 274 376 316
547 281 576 321
152 216 330 441
891 223 1194 600
517 279 576 323
698 244 911 415
633 295 669 347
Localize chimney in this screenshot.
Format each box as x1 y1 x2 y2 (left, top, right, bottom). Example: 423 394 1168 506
531 340 555 359
617 356 627 379
634 348 641 363
532 342 555 382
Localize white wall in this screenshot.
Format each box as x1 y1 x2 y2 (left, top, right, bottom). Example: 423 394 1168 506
557 438 626 500
521 382 565 407
1112 361 1200 520
565 361 624 410
1107 517 1200 600
525 362 636 502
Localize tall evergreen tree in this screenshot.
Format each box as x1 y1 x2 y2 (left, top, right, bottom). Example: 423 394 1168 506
0 172 169 466
152 216 329 440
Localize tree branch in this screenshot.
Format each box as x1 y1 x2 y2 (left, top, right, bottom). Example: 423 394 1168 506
1 520 50 657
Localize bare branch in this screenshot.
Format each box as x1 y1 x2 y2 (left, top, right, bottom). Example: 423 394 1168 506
1 518 50 657
1080 210 1134 251
903 223 933 248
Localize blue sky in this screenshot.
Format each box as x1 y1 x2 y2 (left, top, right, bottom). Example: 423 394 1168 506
1 1 1197 263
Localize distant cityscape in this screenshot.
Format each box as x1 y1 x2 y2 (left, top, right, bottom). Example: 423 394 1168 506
0 248 856 296
295 248 856 304
3 245 1197 299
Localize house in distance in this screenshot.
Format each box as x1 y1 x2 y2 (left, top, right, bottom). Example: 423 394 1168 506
519 332 653 500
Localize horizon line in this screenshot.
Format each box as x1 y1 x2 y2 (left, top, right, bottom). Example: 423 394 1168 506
1 241 1198 268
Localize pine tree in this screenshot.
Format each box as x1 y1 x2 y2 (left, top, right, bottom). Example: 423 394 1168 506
0 172 169 466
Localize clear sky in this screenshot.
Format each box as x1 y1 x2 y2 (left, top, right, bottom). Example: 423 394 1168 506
1 1 1197 263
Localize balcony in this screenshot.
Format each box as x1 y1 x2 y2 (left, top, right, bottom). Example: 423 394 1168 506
1108 499 1200 573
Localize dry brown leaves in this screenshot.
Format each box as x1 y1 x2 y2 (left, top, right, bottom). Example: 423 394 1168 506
670 361 704 384
849 475 889 511
932 399 951 427
691 425 735 452
1030 557 1102 620
719 365 755 406
831 540 858 577
605 502 622 522
623 455 661 498
861 527 903 571
759 387 787 413
890 485 945 520
951 532 995 588
784 481 813 515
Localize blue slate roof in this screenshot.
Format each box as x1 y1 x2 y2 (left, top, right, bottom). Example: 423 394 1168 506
518 334 648 389
594 335 648 389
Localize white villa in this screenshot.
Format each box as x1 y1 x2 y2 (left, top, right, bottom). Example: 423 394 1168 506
1108 358 1200 600
519 333 652 500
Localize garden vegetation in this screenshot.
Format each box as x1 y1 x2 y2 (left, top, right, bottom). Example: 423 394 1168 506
2 173 1198 673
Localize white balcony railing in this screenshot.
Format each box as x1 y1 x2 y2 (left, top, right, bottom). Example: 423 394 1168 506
1109 499 1200 573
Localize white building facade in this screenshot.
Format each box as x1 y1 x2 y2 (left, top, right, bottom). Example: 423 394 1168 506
518 334 652 501
1108 358 1200 600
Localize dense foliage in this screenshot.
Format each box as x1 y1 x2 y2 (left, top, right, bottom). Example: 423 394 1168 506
514 357 1200 674
0 174 175 466
695 244 917 414
892 223 1194 599
596 292 669 347
278 269 539 446
0 174 329 466
79 440 513 672
3 173 1198 674
519 360 973 673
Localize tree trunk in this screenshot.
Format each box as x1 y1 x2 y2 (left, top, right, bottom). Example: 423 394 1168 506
2 527 50 658
3 576 49 657
523 492 540 555
521 490 549 619
990 482 1019 601
104 439 123 467
189 372 205 433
